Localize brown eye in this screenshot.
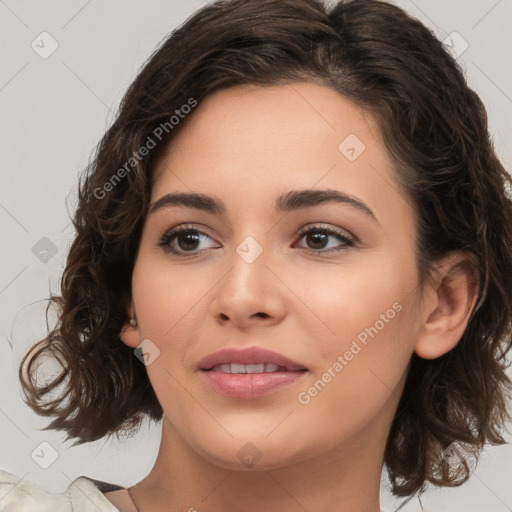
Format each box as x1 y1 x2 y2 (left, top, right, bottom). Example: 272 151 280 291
295 225 355 253
158 226 219 255
157 223 356 256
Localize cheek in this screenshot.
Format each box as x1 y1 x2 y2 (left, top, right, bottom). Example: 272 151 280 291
290 253 419 420
288 250 418 357
132 255 211 341
292 307 416 452
131 257 203 428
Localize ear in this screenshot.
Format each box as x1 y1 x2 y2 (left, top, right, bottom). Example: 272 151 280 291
119 301 141 349
414 251 480 360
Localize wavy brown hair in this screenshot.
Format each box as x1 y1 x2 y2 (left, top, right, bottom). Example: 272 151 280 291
18 0 512 498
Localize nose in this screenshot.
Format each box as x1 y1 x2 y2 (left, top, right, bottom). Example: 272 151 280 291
209 239 287 329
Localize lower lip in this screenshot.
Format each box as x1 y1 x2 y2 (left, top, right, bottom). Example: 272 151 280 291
201 370 306 399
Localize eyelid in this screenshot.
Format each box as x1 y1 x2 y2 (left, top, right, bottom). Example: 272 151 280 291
158 223 217 244
158 222 357 255
296 223 356 243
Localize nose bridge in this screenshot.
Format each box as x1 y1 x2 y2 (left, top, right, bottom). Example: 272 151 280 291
223 233 269 298
210 231 284 324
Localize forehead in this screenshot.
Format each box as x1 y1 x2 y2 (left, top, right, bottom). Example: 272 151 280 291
151 82 412 229
154 82 381 181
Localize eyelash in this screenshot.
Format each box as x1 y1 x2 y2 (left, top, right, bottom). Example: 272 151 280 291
157 223 356 256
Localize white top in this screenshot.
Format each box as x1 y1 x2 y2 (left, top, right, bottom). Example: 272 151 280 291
0 468 122 511
0 467 391 511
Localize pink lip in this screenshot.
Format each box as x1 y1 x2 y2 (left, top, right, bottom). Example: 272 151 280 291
197 347 306 371
198 347 308 399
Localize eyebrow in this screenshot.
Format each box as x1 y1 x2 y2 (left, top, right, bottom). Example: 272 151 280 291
148 189 378 222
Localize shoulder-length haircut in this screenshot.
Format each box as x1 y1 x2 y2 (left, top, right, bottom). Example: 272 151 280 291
19 0 512 498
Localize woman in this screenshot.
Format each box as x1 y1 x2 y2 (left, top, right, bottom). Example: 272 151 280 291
2 0 511 510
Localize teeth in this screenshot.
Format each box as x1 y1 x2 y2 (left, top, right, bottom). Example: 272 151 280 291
231 363 247 374
245 364 265 373
211 363 283 373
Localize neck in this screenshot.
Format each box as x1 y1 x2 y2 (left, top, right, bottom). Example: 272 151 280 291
130 416 388 512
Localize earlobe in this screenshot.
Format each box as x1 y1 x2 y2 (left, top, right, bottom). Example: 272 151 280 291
120 305 140 349
414 251 480 360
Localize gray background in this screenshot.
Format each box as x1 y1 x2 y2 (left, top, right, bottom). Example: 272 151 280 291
1 1 511 511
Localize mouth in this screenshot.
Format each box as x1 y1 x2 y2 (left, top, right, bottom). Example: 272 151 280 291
207 363 293 373
198 346 307 372
198 347 308 399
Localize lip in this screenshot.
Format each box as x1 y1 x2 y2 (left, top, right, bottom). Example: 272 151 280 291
198 347 307 371
198 347 308 399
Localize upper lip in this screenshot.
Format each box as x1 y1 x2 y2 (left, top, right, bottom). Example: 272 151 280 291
198 347 307 371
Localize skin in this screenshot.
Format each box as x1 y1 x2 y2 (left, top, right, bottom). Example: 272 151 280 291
113 82 479 512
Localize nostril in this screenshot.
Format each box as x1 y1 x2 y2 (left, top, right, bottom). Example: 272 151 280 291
217 312 269 321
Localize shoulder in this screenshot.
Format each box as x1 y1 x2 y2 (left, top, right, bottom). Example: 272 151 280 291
0 467 121 511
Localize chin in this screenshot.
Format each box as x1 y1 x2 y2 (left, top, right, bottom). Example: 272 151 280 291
188 431 317 472
199 447 301 472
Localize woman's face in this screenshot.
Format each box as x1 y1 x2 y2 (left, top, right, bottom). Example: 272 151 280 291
123 82 427 470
